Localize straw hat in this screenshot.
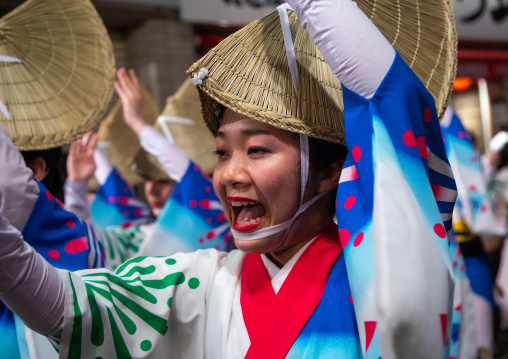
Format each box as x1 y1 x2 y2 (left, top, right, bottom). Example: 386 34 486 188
0 0 115 150
188 1 457 145
154 79 217 174
98 85 168 185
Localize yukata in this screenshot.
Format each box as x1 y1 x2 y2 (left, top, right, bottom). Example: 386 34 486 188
489 167 508 330
0 128 104 359
441 110 502 354
47 51 454 359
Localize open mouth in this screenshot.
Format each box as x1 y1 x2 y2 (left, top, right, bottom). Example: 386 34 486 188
228 197 266 232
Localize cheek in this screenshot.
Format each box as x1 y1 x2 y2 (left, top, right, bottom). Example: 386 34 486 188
144 184 152 199
212 168 227 203
253 157 300 208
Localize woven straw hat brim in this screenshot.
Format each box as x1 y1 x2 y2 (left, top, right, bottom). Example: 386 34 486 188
155 79 217 174
98 86 169 185
188 1 457 145
0 0 116 150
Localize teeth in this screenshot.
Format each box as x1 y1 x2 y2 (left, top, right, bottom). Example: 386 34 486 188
236 216 264 225
230 200 258 207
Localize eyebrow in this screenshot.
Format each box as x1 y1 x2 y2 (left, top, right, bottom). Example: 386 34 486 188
216 128 271 138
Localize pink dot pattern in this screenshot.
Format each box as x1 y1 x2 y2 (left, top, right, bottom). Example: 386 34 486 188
344 196 356 210
339 229 351 248
434 224 446 239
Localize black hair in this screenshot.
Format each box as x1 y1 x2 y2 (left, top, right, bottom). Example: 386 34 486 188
497 142 508 171
21 147 65 201
308 136 348 174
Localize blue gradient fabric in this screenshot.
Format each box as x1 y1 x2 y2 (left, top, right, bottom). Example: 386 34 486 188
336 53 456 358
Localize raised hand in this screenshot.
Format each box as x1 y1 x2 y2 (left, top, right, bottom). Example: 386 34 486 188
114 68 147 135
67 132 98 182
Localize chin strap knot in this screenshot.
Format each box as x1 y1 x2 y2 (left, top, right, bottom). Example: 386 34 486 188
191 68 209 85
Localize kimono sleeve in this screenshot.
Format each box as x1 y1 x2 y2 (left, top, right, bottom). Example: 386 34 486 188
337 53 456 357
56 250 228 359
96 225 150 271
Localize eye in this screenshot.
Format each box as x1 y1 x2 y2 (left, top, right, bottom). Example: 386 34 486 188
213 149 227 159
247 146 269 156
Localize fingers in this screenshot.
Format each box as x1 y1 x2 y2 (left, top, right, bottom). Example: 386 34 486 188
115 67 139 99
129 69 139 88
114 81 125 100
70 133 97 158
87 133 99 154
68 140 79 159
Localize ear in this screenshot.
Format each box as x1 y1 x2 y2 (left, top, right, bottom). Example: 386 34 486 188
316 159 345 193
26 157 47 181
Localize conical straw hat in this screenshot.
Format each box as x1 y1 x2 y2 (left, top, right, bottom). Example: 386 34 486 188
188 1 457 145
98 85 168 185
0 0 115 150
155 79 217 174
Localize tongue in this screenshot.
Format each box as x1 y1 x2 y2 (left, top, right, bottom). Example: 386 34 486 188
238 204 265 222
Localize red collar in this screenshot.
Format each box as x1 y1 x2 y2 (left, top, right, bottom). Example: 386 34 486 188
241 222 342 359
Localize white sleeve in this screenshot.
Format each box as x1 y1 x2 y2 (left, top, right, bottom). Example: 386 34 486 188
0 213 65 337
139 125 190 182
286 0 395 99
93 147 114 186
0 125 40 231
64 179 92 223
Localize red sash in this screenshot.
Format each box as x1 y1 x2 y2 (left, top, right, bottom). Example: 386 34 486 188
241 222 342 359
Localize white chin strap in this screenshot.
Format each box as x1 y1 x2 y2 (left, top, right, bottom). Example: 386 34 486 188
231 134 327 241
231 5 327 242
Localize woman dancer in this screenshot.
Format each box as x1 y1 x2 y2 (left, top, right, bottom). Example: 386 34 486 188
0 0 456 357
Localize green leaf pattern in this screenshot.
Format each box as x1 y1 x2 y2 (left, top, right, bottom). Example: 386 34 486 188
95 226 148 271
60 253 203 358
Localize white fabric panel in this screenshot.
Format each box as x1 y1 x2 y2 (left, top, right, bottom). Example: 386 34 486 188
285 0 395 99
472 294 493 352
0 125 39 231
0 213 64 337
139 125 190 182
93 148 113 186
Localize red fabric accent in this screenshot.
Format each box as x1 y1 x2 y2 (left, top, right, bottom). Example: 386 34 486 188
241 222 342 359
364 321 377 352
440 313 448 344
240 253 276 339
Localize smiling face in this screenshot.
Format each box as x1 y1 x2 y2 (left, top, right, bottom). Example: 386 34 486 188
213 110 341 255
144 179 176 217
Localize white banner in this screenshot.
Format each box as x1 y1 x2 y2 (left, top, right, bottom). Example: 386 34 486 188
180 0 283 26
181 0 508 41
453 0 508 40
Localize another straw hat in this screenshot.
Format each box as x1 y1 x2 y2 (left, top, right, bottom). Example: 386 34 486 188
188 1 457 145
98 86 168 185
0 0 115 150
154 79 217 174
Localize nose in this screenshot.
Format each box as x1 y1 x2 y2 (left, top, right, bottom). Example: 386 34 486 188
221 153 250 190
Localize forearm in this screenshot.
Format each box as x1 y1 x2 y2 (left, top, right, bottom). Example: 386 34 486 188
64 179 92 223
0 125 39 230
0 214 64 337
286 0 395 99
93 147 114 186
139 125 190 182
